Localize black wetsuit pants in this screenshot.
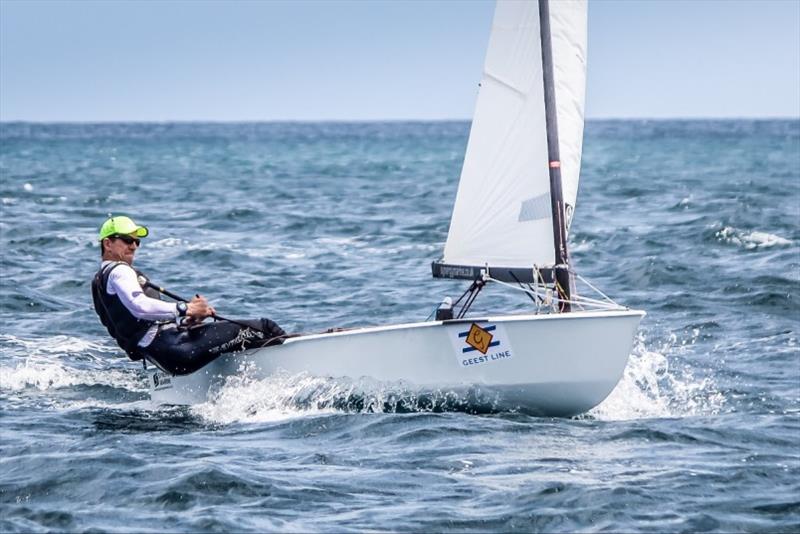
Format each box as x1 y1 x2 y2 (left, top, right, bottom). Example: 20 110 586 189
142 318 285 375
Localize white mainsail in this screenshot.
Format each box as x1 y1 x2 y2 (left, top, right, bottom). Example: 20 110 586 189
441 0 587 271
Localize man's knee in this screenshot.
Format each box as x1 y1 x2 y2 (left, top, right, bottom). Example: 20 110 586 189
261 318 286 339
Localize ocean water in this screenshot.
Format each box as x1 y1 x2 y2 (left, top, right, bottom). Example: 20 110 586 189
1 120 798 532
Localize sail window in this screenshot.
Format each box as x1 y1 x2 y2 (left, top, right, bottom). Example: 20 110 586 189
518 193 551 222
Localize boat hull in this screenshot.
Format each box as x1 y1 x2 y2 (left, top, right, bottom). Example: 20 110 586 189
150 309 644 416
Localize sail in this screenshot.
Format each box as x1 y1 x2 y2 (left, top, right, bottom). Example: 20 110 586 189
435 0 587 279
551 0 587 229
443 0 552 269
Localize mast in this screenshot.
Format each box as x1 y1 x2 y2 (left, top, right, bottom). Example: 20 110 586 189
538 0 572 312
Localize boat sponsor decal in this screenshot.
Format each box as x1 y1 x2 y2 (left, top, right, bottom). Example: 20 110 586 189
449 322 513 368
151 371 173 391
463 323 497 354
437 265 476 279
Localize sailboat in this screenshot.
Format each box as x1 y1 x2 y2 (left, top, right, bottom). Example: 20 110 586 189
149 0 645 416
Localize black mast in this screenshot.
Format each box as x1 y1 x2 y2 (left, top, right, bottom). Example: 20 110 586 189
538 0 572 312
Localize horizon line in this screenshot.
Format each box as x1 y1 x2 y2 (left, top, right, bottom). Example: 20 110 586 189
1 116 798 125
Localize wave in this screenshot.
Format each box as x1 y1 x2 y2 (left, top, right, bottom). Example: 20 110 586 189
590 332 726 421
147 237 312 261
0 334 144 394
714 226 793 250
1 333 110 357
0 356 142 394
192 365 505 425
146 235 435 263
191 370 339 425
0 362 140 394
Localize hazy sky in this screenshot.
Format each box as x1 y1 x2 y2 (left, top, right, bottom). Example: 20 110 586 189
1 0 798 121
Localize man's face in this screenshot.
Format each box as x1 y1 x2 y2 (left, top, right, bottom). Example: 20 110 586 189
103 234 139 264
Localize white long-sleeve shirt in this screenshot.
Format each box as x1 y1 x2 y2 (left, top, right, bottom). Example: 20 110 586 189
103 261 178 346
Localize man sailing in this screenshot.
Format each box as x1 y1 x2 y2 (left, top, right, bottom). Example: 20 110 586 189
91 215 285 375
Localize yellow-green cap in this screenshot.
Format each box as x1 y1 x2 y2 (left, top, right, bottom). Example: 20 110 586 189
98 216 149 241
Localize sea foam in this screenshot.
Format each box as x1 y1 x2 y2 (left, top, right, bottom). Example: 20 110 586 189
590 332 726 421
715 226 792 249
0 334 143 393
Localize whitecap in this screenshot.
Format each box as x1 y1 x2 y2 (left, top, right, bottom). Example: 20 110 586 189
316 236 364 248
54 232 95 246
1 333 110 355
364 242 439 256
240 244 306 259
147 239 241 253
569 240 594 253
192 367 337 424
147 237 186 248
0 357 142 393
0 334 145 393
715 226 792 249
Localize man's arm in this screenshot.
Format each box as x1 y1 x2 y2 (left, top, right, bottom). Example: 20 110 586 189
107 265 179 321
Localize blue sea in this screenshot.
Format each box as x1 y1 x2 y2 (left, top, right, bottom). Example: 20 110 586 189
1 120 798 532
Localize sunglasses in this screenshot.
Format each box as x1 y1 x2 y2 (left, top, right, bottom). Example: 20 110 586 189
110 234 141 246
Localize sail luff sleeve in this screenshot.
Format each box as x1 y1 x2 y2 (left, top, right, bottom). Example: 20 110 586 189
538 0 572 310
550 0 588 230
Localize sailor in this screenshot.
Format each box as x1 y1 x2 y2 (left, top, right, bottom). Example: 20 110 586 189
91 215 286 375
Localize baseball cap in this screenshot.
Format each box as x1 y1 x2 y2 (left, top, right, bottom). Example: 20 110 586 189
98 216 149 241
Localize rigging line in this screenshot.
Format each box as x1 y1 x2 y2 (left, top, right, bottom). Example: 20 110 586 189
457 289 476 319
533 264 545 286
554 277 569 305
450 277 486 318
526 283 543 305
457 281 485 319
574 273 619 306
458 289 479 319
556 293 621 309
525 283 540 313
510 271 538 305
569 292 586 312
452 280 479 308
564 293 621 308
554 276 584 311
424 304 439 322
485 276 621 310
510 266 619 308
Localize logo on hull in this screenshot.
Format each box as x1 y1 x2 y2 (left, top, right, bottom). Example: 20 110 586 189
462 323 497 354
151 371 173 390
449 322 514 368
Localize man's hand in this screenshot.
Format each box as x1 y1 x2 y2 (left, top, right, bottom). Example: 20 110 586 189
185 295 215 325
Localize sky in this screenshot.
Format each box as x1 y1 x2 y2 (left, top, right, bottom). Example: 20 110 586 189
1 0 798 121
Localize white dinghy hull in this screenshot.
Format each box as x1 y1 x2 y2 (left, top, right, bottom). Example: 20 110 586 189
150 309 644 416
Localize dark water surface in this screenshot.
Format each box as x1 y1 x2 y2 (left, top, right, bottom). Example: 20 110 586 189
1 120 798 532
